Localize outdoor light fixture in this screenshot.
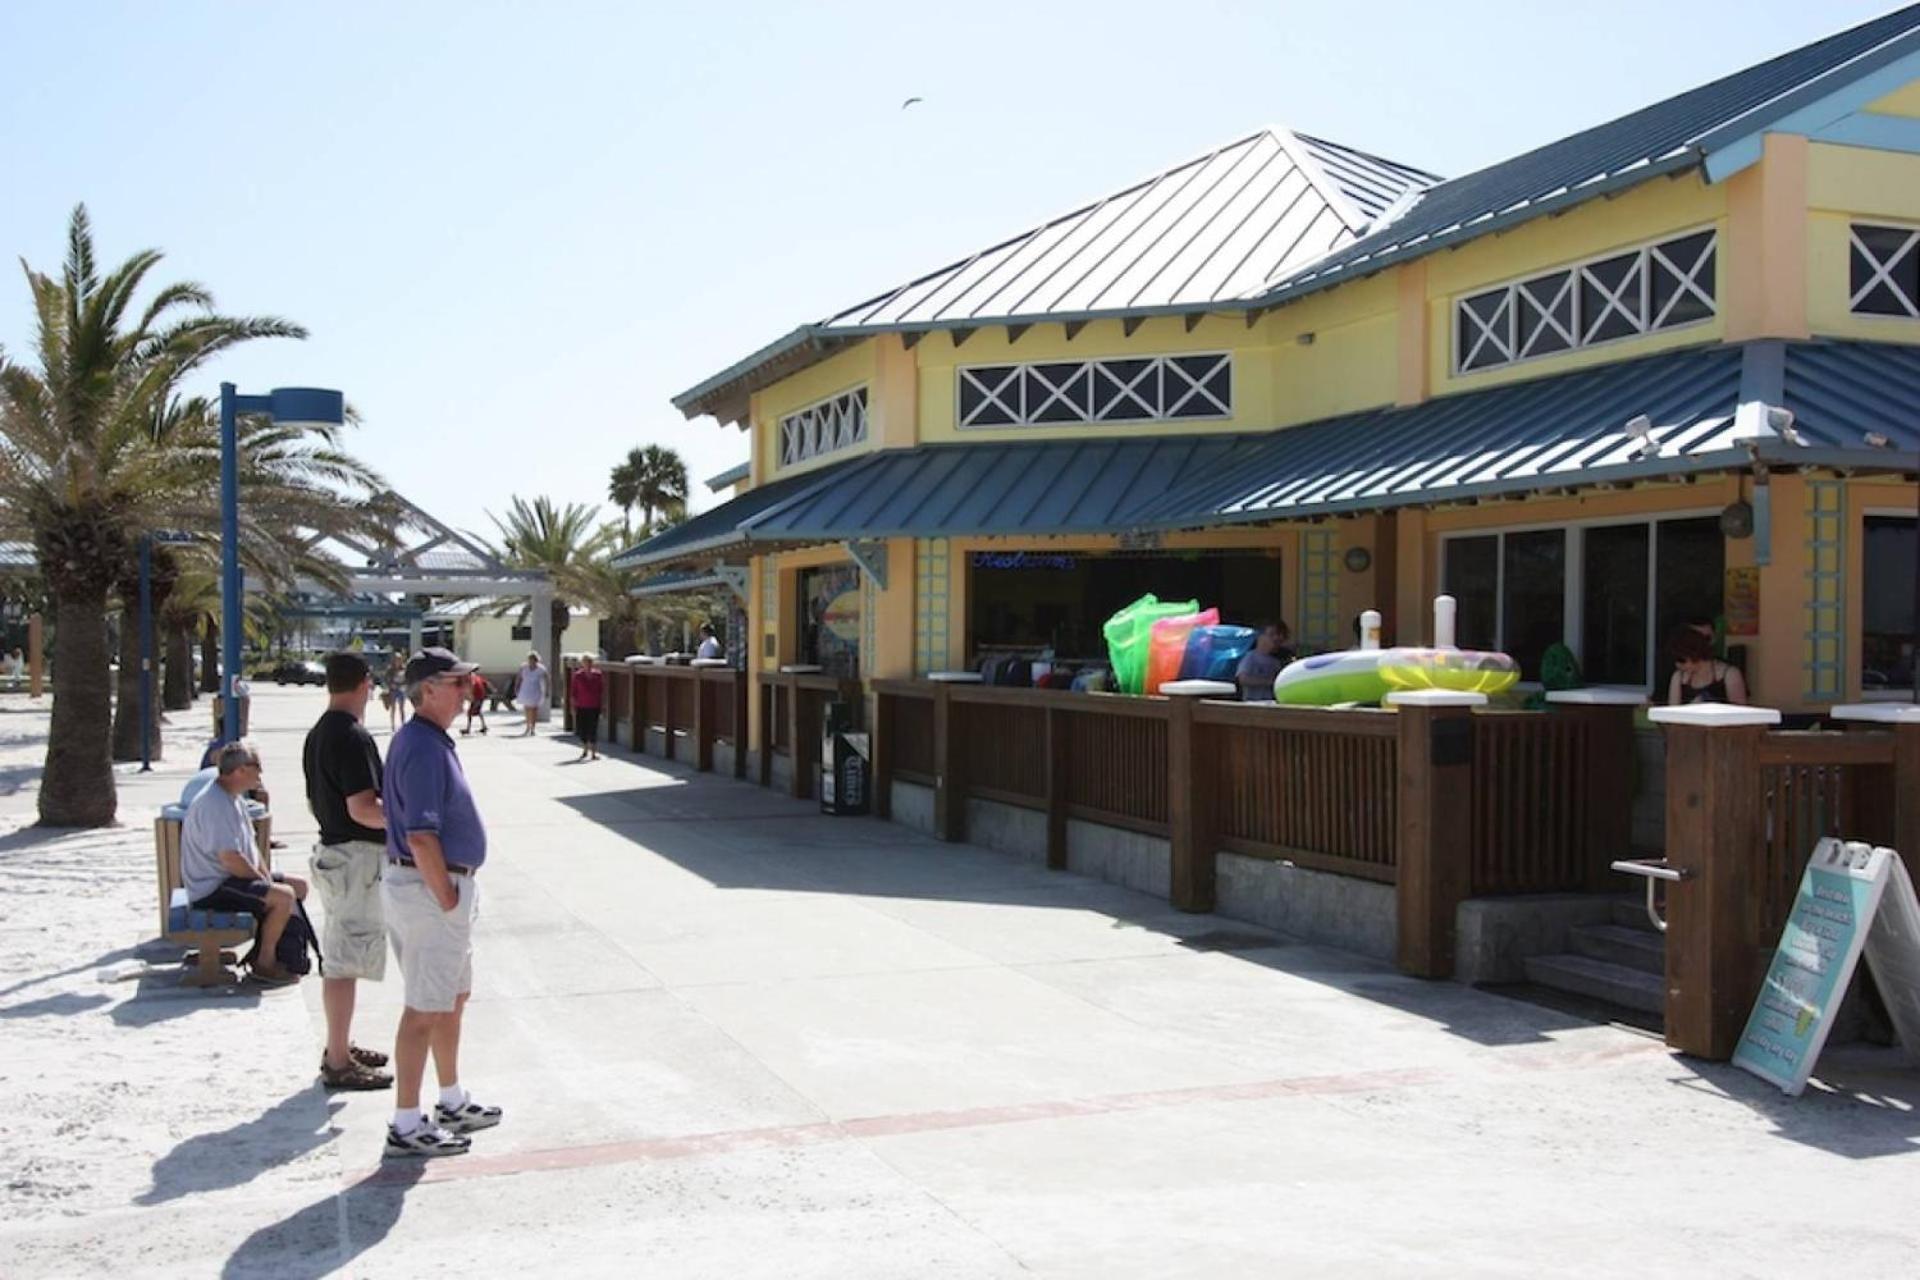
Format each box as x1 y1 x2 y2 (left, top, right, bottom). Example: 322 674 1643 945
219 383 346 741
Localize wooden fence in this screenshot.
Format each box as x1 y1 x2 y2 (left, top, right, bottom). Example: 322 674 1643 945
564 663 749 778
872 680 1635 977
757 670 863 799
1660 715 1918 1060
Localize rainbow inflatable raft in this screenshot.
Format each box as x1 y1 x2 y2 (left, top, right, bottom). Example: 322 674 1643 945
1272 598 1520 706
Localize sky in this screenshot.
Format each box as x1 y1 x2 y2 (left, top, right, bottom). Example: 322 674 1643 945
0 1 1901 546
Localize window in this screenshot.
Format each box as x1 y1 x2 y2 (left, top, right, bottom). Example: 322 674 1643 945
510 624 533 642
957 353 1231 428
1442 515 1723 686
1453 229 1717 374
798 564 862 678
779 387 868 467
1863 515 1916 693
1849 224 1920 319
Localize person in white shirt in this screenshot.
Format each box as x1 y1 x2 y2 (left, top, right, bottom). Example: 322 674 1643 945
180 742 308 986
514 652 549 736
695 625 722 662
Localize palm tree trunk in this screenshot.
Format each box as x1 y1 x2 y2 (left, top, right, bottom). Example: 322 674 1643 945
163 622 193 711
200 618 220 693
111 610 161 762
39 584 116 827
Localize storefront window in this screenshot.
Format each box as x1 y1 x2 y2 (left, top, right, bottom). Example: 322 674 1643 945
1864 515 1916 693
1581 524 1648 684
1501 530 1565 680
1444 536 1498 651
798 564 861 678
968 550 1283 663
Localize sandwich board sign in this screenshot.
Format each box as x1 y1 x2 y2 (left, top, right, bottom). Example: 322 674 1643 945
1734 838 1920 1096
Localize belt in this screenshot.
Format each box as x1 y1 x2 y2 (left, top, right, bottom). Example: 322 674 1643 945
388 858 472 877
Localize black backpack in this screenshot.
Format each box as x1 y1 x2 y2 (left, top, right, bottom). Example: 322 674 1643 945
243 898 324 977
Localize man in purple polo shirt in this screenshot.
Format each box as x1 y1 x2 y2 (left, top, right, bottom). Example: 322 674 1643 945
380 647 503 1159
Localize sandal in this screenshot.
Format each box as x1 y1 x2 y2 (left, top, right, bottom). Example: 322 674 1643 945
320 1055 393 1091
349 1044 389 1069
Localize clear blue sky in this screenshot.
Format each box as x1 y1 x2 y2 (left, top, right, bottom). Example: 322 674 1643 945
0 1 1898 540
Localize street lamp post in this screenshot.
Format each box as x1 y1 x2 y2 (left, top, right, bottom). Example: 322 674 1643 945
218 383 345 742
138 529 199 772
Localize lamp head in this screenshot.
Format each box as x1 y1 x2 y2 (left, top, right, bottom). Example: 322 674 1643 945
1623 414 1652 440
267 387 345 428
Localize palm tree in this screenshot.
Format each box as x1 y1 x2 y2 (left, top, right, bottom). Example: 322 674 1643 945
609 445 688 539
488 496 602 700
0 206 382 824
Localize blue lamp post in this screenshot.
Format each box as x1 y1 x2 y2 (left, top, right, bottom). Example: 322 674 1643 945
218 384 345 742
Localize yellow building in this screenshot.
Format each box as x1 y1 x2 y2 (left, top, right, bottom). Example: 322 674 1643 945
620 10 1920 737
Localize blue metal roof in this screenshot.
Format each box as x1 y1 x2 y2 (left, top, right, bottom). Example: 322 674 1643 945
746 435 1255 541
1137 340 1919 528
1250 6 1920 308
609 460 861 569
632 340 1916 567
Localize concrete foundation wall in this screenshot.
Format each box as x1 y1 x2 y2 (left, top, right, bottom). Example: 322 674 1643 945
714 741 736 778
963 798 1047 865
890 780 936 838
1452 894 1620 984
1066 820 1170 900
1214 853 1397 962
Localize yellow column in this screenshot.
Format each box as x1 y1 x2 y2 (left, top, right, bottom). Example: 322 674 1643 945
1723 133 1811 342
870 334 920 450
867 539 917 679
1394 509 1429 646
1740 475 1811 709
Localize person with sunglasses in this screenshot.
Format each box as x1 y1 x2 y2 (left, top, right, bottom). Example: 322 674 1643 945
380 648 502 1158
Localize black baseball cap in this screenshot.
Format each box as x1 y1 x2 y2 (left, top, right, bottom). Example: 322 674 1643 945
402 646 479 685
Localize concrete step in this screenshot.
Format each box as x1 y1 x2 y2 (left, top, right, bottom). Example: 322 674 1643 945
1521 953 1665 1016
1569 922 1665 976
1611 897 1664 933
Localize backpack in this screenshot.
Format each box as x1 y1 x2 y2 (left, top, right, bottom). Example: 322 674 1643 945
243 897 324 977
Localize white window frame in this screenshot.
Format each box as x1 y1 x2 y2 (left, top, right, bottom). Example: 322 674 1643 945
1451 227 1718 376
778 385 869 468
955 353 1233 429
1847 222 1920 320
1438 508 1722 689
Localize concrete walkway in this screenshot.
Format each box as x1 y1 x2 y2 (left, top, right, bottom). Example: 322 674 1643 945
1 686 1917 1278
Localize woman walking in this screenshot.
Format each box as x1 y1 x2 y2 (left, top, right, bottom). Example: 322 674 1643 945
570 655 604 761
515 652 549 737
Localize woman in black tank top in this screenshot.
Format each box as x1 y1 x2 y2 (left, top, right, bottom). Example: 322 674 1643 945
1666 624 1749 706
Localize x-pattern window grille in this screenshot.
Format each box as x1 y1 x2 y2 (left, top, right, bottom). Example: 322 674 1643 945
1454 229 1717 374
957 354 1231 428
1850 223 1920 319
779 386 869 467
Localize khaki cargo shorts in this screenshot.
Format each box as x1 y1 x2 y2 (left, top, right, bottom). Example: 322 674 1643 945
383 864 478 1013
308 840 388 981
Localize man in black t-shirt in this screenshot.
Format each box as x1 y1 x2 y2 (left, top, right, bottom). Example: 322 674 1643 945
303 652 394 1091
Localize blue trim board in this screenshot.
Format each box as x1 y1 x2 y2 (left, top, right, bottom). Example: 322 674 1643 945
1703 41 1920 180
1813 111 1920 155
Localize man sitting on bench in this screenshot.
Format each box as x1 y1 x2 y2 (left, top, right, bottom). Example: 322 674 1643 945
181 742 308 987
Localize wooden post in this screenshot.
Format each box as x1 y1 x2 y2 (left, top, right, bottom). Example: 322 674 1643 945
561 660 574 732
630 670 645 755
694 672 713 773
1652 703 1780 1060
662 672 678 763
757 679 773 788
1393 693 1480 978
931 683 966 841
1546 690 1645 891
28 612 43 698
1046 706 1069 871
873 686 895 820
731 672 749 780
1828 705 1920 889
1166 694 1216 912
787 678 808 799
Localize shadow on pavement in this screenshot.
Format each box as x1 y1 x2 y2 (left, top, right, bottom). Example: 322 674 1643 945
1668 1050 1920 1159
139 1088 342 1206
0 990 111 1019
0 943 149 998
555 769 1596 1049
222 1162 425 1280
110 972 265 1027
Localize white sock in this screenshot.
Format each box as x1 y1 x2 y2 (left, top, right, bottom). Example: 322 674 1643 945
392 1106 424 1135
438 1083 467 1110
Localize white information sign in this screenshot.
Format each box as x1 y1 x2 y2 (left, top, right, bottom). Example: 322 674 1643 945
1734 839 1920 1096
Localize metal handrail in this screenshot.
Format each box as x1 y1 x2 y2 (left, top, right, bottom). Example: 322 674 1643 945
1610 858 1692 933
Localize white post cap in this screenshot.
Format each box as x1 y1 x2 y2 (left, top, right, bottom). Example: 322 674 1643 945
926 670 983 683
1384 689 1487 708
1545 689 1648 706
1828 702 1920 724
1161 679 1238 698
1647 703 1781 727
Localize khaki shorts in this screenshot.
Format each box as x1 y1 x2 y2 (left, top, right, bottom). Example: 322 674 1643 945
308 840 387 981
383 865 478 1013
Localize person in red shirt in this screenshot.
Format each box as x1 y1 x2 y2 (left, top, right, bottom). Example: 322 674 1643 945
461 673 490 736
569 655 605 762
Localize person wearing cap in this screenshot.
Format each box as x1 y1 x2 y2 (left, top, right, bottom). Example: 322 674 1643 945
180 741 307 987
380 647 502 1158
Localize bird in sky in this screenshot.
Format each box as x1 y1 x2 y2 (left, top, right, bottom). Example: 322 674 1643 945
901 96 923 110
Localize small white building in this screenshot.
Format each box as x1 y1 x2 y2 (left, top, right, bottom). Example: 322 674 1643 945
424 597 601 676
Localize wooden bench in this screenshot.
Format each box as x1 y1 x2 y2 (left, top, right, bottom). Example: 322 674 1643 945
154 803 275 986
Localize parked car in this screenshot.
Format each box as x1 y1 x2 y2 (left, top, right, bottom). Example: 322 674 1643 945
258 660 327 686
